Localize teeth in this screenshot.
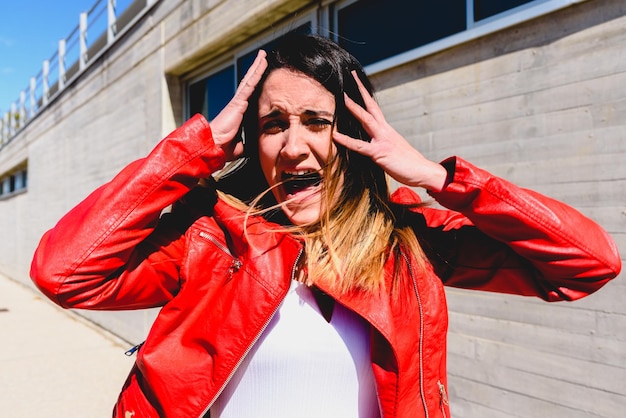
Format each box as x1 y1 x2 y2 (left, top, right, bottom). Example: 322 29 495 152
281 170 322 194
284 170 314 176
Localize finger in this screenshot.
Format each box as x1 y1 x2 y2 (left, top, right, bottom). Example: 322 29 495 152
333 129 372 157
344 93 377 129
238 50 267 89
234 50 268 98
350 70 384 120
220 137 245 161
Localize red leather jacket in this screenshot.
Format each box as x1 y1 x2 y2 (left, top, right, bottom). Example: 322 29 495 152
31 115 621 418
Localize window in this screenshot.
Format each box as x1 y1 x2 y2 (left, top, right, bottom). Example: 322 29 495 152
0 163 28 198
188 65 236 120
186 0 572 115
336 0 466 66
15 169 27 189
474 0 535 21
333 0 558 72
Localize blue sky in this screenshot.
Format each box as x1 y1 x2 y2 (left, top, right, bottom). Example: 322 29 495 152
0 0 93 115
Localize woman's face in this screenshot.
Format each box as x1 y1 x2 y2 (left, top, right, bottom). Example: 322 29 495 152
257 68 340 225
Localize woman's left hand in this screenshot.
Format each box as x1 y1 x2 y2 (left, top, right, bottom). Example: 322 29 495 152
333 71 447 192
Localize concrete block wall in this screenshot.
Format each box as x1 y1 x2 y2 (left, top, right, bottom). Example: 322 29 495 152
371 0 626 416
0 0 623 416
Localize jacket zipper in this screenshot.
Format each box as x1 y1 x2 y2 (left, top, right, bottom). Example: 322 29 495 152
198 231 234 257
198 231 242 279
197 247 305 418
402 252 428 418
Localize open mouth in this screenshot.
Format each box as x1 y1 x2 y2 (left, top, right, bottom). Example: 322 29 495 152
281 171 322 195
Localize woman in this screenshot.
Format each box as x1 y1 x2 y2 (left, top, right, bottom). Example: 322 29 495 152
31 34 621 418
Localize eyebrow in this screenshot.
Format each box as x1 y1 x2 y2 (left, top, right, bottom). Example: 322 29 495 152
260 109 335 120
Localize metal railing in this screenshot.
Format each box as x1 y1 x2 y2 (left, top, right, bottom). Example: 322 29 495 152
0 0 159 149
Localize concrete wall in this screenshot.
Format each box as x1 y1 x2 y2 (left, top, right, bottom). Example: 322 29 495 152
0 0 623 416
369 1 626 416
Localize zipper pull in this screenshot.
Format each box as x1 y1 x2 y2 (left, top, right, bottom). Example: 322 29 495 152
438 380 449 418
438 380 449 405
228 259 243 279
124 342 145 356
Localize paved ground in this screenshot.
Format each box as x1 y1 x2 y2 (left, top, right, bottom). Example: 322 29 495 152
0 273 135 417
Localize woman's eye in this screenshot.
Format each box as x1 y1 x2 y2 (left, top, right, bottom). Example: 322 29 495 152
306 118 332 131
260 117 332 134
261 120 286 134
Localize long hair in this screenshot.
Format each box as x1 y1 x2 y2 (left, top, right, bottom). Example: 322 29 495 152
224 33 426 294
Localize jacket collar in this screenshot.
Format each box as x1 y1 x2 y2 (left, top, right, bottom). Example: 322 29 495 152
211 195 405 351
212 197 302 266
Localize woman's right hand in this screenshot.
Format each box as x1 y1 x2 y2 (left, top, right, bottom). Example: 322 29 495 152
209 50 268 161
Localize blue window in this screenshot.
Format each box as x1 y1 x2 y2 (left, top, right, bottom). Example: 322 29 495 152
474 0 535 20
337 0 466 66
188 65 236 121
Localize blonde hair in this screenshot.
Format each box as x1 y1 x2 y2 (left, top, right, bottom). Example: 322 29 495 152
217 150 427 295
296 152 427 295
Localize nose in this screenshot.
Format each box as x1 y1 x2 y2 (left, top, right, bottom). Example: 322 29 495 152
280 123 309 160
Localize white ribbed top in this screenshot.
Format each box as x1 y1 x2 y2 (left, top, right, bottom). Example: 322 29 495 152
211 281 381 417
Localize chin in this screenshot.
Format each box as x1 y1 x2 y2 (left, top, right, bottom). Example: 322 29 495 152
283 206 322 226
273 187 324 226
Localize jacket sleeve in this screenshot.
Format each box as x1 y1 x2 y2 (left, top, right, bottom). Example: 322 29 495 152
403 156 621 302
30 114 226 310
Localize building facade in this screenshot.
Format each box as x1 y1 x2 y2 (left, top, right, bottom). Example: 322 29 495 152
0 0 624 416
